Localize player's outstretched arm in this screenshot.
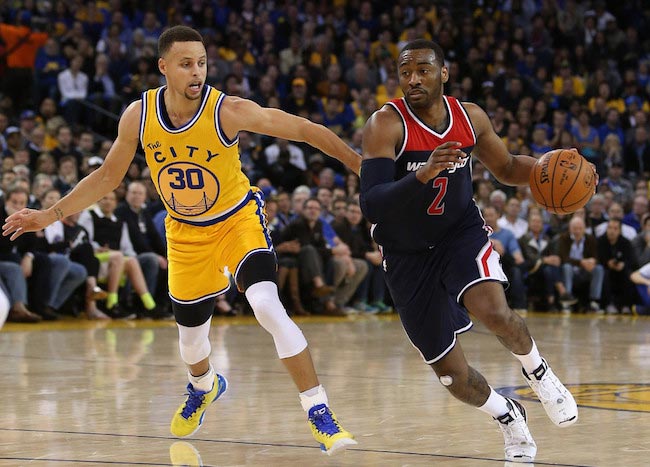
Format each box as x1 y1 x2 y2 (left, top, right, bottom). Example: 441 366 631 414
464 102 537 186
2 101 141 240
220 96 362 174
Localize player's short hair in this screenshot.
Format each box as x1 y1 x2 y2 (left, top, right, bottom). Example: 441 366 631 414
158 25 204 57
399 39 445 67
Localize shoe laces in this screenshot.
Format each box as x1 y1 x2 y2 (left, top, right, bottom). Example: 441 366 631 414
526 361 566 406
496 403 533 446
309 404 340 436
181 384 207 419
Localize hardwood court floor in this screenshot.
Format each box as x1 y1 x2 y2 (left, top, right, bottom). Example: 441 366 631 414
1 311 650 466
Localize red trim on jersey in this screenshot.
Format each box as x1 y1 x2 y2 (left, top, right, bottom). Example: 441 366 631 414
388 96 477 155
481 243 493 276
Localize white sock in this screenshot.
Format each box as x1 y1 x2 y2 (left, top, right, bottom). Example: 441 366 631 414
299 384 328 411
189 365 215 392
512 338 544 374
477 387 511 418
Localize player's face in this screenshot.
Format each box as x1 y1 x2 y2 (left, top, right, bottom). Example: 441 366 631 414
398 49 447 109
159 41 207 101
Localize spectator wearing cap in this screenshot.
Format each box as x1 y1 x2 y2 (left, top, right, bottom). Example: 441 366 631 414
4 126 24 157
282 77 318 118
18 110 37 142
552 60 586 98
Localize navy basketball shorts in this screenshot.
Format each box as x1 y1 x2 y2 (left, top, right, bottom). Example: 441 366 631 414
382 228 508 364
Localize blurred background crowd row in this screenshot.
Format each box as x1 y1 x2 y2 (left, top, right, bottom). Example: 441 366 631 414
2 0 650 324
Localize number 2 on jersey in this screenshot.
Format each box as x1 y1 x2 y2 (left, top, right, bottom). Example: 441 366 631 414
427 177 448 215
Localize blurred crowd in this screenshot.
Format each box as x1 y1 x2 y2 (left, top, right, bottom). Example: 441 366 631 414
2 0 650 323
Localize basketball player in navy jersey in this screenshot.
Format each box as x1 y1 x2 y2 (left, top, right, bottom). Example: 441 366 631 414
360 39 580 462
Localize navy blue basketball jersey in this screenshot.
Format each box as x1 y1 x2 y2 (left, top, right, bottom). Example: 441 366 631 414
372 96 484 252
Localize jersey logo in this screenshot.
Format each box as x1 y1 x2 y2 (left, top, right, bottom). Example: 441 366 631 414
158 161 220 216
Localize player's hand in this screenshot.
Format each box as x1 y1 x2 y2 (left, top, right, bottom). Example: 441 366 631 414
570 148 599 188
416 141 466 183
2 208 53 241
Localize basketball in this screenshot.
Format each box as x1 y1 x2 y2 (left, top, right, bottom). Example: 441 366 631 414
529 149 596 214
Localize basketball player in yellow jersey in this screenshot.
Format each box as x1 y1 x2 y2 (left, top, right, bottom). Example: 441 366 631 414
3 26 360 455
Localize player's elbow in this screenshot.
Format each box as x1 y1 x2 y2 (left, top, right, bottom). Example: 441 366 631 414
359 193 380 224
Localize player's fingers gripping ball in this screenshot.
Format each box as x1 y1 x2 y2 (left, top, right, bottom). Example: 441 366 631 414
529 148 597 214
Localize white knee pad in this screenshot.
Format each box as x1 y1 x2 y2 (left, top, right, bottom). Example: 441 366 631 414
245 281 308 358
177 319 212 365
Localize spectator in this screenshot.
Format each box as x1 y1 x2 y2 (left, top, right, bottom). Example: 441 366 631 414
585 194 608 235
0 13 49 111
597 219 637 314
483 206 527 313
623 195 649 233
0 185 54 319
556 216 604 313
332 199 387 313
115 181 171 319
624 126 650 179
280 197 343 316
57 54 89 126
595 201 637 240
632 215 650 267
44 210 111 320
498 197 528 239
78 191 156 319
629 261 650 314
519 210 565 312
34 38 68 103
282 77 318 119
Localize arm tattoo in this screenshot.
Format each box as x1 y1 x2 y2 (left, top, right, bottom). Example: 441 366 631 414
54 207 64 220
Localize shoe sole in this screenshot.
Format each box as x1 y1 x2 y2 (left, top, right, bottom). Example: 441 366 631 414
174 374 229 438
322 437 357 456
556 414 578 427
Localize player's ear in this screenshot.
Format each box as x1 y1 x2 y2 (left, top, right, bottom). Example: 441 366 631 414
158 57 166 75
441 66 449 84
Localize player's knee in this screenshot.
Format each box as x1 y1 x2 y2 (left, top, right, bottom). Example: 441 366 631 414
178 336 211 365
248 291 286 328
177 320 212 365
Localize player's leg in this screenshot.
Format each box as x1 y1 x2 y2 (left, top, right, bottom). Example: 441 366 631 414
170 296 228 438
463 276 578 427
236 251 356 455
430 342 536 462
384 247 535 462
165 219 230 439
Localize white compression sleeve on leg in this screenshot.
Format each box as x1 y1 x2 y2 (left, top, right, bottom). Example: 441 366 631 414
177 318 212 365
245 281 308 358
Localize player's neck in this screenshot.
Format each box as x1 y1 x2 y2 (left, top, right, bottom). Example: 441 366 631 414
163 88 201 123
414 99 448 132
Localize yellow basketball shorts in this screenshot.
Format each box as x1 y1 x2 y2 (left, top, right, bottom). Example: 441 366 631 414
165 191 273 304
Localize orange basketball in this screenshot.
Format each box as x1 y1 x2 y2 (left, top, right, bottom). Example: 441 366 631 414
529 149 596 214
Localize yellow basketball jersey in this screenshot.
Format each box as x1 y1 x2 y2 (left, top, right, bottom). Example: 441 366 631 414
140 85 251 226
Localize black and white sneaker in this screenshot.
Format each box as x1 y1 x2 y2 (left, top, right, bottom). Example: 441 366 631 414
495 398 537 463
523 359 578 427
